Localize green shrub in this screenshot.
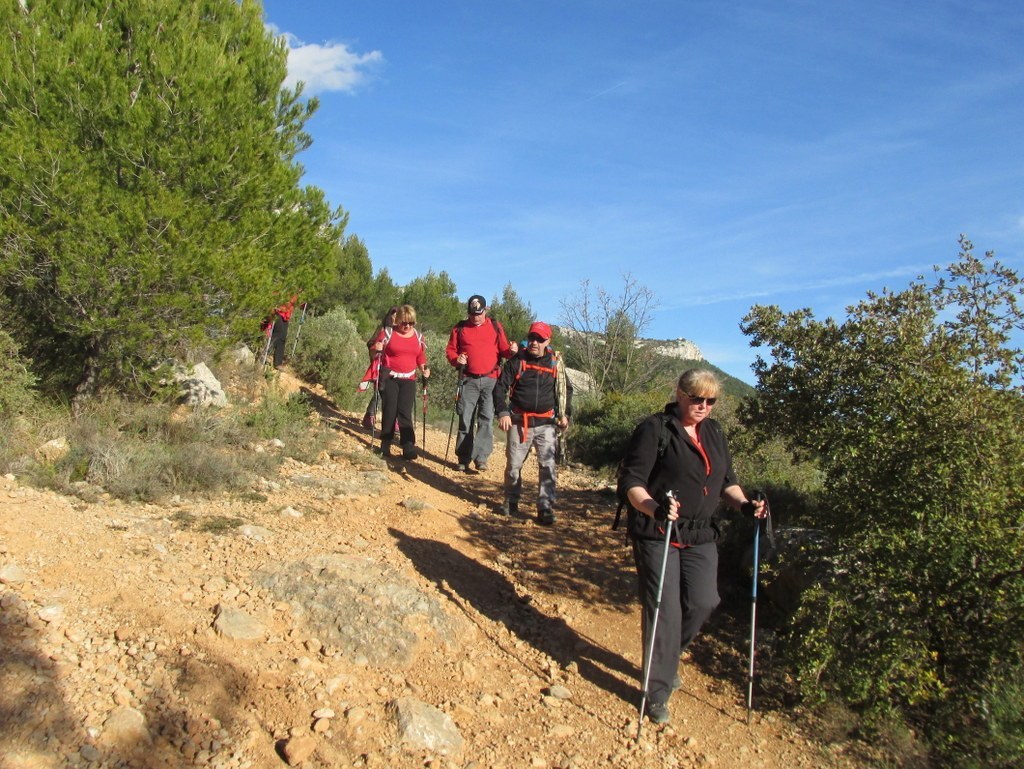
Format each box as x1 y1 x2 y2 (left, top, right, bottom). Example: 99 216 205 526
239 391 331 462
569 389 667 469
949 661 1024 769
18 394 331 502
0 327 37 417
290 307 365 411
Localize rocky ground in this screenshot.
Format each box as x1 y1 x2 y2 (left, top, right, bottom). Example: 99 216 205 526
0 373 867 769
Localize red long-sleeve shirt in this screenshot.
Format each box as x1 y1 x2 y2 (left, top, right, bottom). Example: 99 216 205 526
444 318 514 377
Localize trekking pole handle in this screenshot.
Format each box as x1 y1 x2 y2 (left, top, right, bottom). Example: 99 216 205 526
656 489 678 521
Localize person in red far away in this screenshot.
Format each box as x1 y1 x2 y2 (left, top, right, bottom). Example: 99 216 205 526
268 293 299 368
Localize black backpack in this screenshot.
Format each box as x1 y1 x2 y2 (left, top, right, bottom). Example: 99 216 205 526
612 413 673 531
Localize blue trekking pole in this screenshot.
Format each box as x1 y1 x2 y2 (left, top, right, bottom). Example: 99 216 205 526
746 490 769 725
637 490 677 741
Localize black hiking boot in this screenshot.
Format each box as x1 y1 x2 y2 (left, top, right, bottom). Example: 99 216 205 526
380 441 393 458
402 443 417 461
499 499 518 517
536 508 556 526
646 701 670 724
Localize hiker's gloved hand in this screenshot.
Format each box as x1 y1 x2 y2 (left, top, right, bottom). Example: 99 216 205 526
741 494 768 519
653 495 679 522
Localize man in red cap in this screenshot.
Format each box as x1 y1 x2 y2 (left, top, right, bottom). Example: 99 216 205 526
493 321 572 525
445 294 517 472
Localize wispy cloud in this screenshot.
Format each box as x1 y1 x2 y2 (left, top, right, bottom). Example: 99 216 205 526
669 264 935 309
269 27 383 94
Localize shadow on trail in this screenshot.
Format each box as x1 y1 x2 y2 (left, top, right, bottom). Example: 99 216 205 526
466 483 641 613
391 528 639 708
0 594 260 765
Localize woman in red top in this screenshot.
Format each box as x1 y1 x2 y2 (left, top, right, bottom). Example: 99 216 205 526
371 305 430 459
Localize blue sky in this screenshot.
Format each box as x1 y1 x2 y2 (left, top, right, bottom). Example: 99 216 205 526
261 0 1024 384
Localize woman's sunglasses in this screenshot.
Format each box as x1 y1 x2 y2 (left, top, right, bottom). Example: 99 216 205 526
686 393 717 406
398 320 416 327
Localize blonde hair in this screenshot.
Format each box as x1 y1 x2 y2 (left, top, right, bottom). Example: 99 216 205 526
677 369 721 398
393 304 417 325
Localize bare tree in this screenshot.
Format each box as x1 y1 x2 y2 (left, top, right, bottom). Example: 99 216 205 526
558 273 659 396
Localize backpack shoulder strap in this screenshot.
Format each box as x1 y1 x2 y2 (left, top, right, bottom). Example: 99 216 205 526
491 319 505 346
612 413 673 531
656 412 673 458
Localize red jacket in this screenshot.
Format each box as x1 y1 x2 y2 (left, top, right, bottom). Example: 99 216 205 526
445 318 514 377
275 294 299 322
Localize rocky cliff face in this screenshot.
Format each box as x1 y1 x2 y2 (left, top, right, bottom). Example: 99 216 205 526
641 337 704 361
554 326 703 362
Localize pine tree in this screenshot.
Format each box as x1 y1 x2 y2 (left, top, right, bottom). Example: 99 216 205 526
0 0 345 397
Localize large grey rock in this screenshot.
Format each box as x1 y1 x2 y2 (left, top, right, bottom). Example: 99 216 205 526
0 563 27 584
100 706 151 748
212 605 267 641
256 555 464 667
230 342 256 366
34 437 70 464
173 362 227 407
392 697 464 755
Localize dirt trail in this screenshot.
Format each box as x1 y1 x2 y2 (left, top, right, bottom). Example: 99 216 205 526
0 374 862 768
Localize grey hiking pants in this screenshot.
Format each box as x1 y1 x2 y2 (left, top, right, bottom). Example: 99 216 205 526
632 539 720 706
455 375 497 466
503 421 557 511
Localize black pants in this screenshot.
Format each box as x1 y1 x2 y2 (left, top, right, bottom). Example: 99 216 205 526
632 539 720 705
380 376 417 448
270 318 289 367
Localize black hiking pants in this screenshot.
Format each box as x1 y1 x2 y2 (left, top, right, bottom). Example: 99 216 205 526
380 376 417 450
270 318 289 368
632 539 720 706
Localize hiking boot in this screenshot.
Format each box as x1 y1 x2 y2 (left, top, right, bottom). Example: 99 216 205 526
474 460 488 471
402 443 417 461
499 499 518 517
646 701 670 725
456 462 469 472
536 508 556 526
380 441 393 458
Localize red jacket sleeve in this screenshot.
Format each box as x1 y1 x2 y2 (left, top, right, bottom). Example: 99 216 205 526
445 325 461 366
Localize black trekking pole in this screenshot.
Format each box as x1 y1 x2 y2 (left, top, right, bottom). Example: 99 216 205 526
421 378 429 450
746 490 770 725
444 367 465 466
637 490 677 742
289 302 308 357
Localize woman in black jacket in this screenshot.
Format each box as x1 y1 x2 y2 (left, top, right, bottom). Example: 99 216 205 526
619 369 764 725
